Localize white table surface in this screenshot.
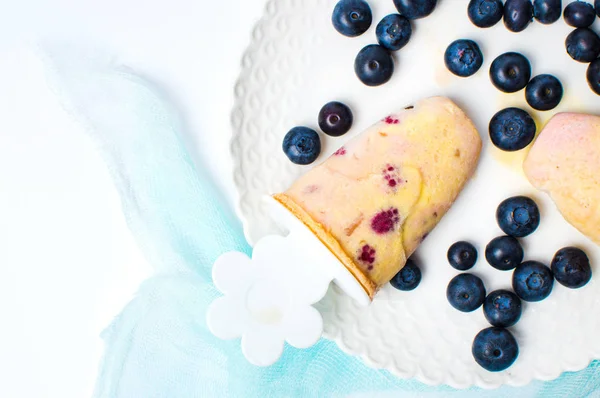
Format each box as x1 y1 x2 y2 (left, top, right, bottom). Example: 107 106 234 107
0 0 265 396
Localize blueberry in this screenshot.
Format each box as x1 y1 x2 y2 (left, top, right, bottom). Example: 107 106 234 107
485 236 524 271
318 101 353 137
447 241 478 271
534 0 562 24
587 58 600 95
376 14 412 51
489 107 536 152
354 44 394 86
444 39 484 77
496 196 541 238
282 127 321 165
596 0 600 16
489 52 532 93
512 261 554 302
525 74 564 111
483 290 522 327
504 0 534 32
332 0 373 37
446 273 486 312
390 258 422 291
566 28 600 62
551 247 592 289
393 0 438 19
472 327 519 372
564 1 596 27
468 0 504 27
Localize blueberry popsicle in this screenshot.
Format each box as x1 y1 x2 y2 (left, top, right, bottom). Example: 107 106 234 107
524 112 600 245
274 97 482 298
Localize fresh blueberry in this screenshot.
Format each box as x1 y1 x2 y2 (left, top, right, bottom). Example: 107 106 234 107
332 0 373 37
497 196 541 238
525 74 564 111
447 241 478 271
483 290 522 327
354 44 394 86
551 247 593 289
472 327 519 372
485 236 524 271
393 0 438 19
489 107 536 152
534 0 562 24
468 0 504 27
596 0 600 16
282 127 321 165
504 0 534 32
376 14 412 51
390 258 422 291
489 52 532 93
564 1 596 27
587 58 600 95
447 273 486 312
566 28 600 62
512 261 554 302
318 101 353 137
444 39 484 77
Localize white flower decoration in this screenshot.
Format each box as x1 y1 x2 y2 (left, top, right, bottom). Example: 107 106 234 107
206 235 329 366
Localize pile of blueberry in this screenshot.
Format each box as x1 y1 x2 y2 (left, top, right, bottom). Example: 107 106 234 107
445 42 561 150
466 0 600 95
444 195 592 372
282 101 354 164
332 0 438 86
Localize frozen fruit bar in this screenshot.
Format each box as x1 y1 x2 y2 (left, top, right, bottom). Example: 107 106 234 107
274 97 482 298
524 112 600 245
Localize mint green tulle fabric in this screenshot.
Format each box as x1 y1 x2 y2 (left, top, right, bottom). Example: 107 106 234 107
42 46 600 398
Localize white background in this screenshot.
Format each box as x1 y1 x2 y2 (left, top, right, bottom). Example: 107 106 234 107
0 0 265 396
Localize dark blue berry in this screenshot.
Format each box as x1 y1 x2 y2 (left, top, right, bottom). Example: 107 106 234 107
596 0 600 16
512 261 554 302
483 290 522 327
468 0 504 27
504 0 534 32
551 247 592 289
525 74 564 111
472 327 519 372
376 14 412 51
564 1 596 27
332 0 373 37
444 39 484 77
489 52 532 93
587 58 600 95
390 258 422 291
354 44 394 86
566 28 600 62
497 196 541 238
447 241 478 271
393 0 438 19
489 108 536 152
447 273 486 312
282 127 321 165
534 0 562 24
318 101 353 137
485 236 524 271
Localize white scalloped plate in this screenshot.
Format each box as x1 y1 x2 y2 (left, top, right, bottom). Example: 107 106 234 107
231 0 600 389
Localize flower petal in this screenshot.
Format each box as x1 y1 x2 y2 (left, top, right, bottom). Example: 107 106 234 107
212 251 255 295
282 305 323 349
241 324 285 366
206 296 248 339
